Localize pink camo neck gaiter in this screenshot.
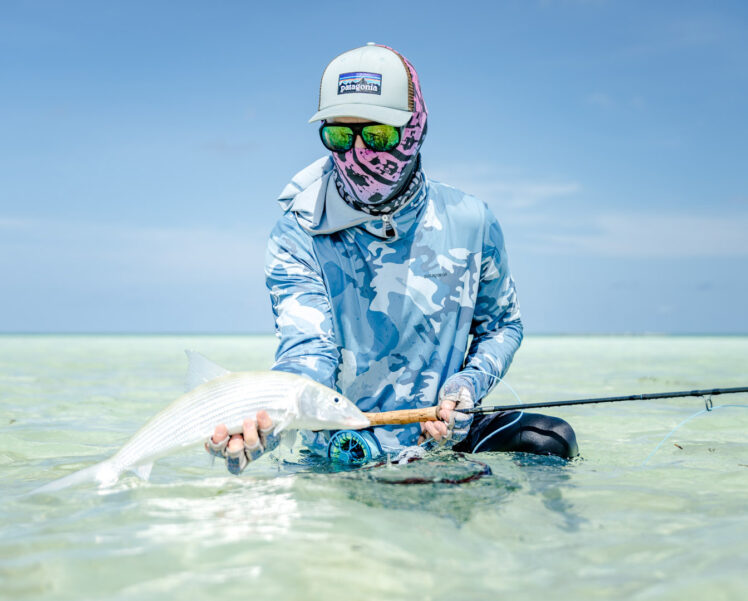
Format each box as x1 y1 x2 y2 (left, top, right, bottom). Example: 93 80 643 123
331 46 428 209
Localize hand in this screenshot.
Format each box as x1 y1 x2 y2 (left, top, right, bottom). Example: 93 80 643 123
204 410 279 474
417 415 449 445
418 375 475 447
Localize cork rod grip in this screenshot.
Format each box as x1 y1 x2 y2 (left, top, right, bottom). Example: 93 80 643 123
364 406 440 426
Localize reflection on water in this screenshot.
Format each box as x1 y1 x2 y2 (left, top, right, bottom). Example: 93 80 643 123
510 454 587 532
136 478 299 545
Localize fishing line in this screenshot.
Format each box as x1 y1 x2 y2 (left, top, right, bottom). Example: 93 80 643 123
641 403 748 466
472 411 524 453
469 368 524 404
391 370 747 463
455 373 748 464
425 370 524 453
416 368 521 450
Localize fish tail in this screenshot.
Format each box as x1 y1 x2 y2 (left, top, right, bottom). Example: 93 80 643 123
30 460 120 495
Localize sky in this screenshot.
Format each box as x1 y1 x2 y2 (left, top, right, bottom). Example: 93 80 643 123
1 0 747 334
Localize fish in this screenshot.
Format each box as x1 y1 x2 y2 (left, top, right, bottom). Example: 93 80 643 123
31 351 370 494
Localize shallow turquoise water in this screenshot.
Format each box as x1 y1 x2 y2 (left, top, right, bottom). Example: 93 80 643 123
1 335 747 600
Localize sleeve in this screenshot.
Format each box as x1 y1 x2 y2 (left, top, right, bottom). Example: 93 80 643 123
457 207 524 402
265 215 340 390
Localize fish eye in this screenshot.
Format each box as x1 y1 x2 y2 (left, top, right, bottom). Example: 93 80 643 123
333 397 340 403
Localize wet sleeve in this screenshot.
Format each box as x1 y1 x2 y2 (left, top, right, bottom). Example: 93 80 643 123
265 215 340 390
459 208 524 402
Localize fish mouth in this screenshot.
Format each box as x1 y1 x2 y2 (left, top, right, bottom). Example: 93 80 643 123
344 416 371 430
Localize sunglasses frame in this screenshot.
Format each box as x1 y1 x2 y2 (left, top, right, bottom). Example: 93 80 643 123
319 121 403 153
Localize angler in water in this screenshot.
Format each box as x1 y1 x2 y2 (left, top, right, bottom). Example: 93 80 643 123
207 44 578 473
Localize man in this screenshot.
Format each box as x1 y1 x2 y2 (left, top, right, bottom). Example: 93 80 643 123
207 43 578 473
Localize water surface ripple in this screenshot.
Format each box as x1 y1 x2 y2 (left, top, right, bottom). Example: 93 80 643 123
1 335 746 600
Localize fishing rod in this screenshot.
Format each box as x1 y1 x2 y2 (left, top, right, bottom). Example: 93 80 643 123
364 386 748 426
464 385 748 414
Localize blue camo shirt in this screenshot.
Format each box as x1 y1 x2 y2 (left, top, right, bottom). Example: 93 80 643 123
265 157 523 455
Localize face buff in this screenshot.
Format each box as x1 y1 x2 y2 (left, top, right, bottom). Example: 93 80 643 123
331 46 428 215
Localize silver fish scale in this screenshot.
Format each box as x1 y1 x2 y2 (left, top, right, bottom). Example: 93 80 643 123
29 367 372 494
110 372 305 469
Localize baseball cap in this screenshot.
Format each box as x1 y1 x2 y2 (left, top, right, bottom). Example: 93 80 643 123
308 43 415 127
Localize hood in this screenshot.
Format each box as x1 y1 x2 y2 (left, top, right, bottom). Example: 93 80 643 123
277 156 425 238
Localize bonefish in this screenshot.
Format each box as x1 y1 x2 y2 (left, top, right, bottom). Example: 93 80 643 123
32 351 369 493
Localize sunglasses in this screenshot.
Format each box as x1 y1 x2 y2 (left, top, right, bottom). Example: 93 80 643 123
319 122 402 153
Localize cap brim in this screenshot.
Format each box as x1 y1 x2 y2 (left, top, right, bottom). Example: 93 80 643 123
308 104 412 126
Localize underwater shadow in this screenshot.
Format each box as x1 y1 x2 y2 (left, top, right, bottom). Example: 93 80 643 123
282 451 522 525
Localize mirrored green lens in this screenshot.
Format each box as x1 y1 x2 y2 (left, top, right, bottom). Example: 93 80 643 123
322 126 354 151
361 125 400 151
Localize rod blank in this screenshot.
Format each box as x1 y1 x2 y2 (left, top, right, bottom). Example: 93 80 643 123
465 386 748 415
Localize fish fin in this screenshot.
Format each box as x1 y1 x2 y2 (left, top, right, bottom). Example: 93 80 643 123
184 350 231 391
273 412 295 437
131 462 153 481
30 460 119 495
281 429 297 450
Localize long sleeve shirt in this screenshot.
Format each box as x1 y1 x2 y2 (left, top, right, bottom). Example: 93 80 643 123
265 157 523 454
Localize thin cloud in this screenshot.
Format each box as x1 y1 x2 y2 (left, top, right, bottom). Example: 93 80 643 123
201 140 256 158
525 210 748 258
0 217 269 284
0 217 35 229
587 92 614 108
429 163 747 259
430 163 580 209
619 13 739 59
538 0 610 7
586 91 646 110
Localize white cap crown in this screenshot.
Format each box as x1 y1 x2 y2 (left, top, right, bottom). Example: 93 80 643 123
309 43 414 127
